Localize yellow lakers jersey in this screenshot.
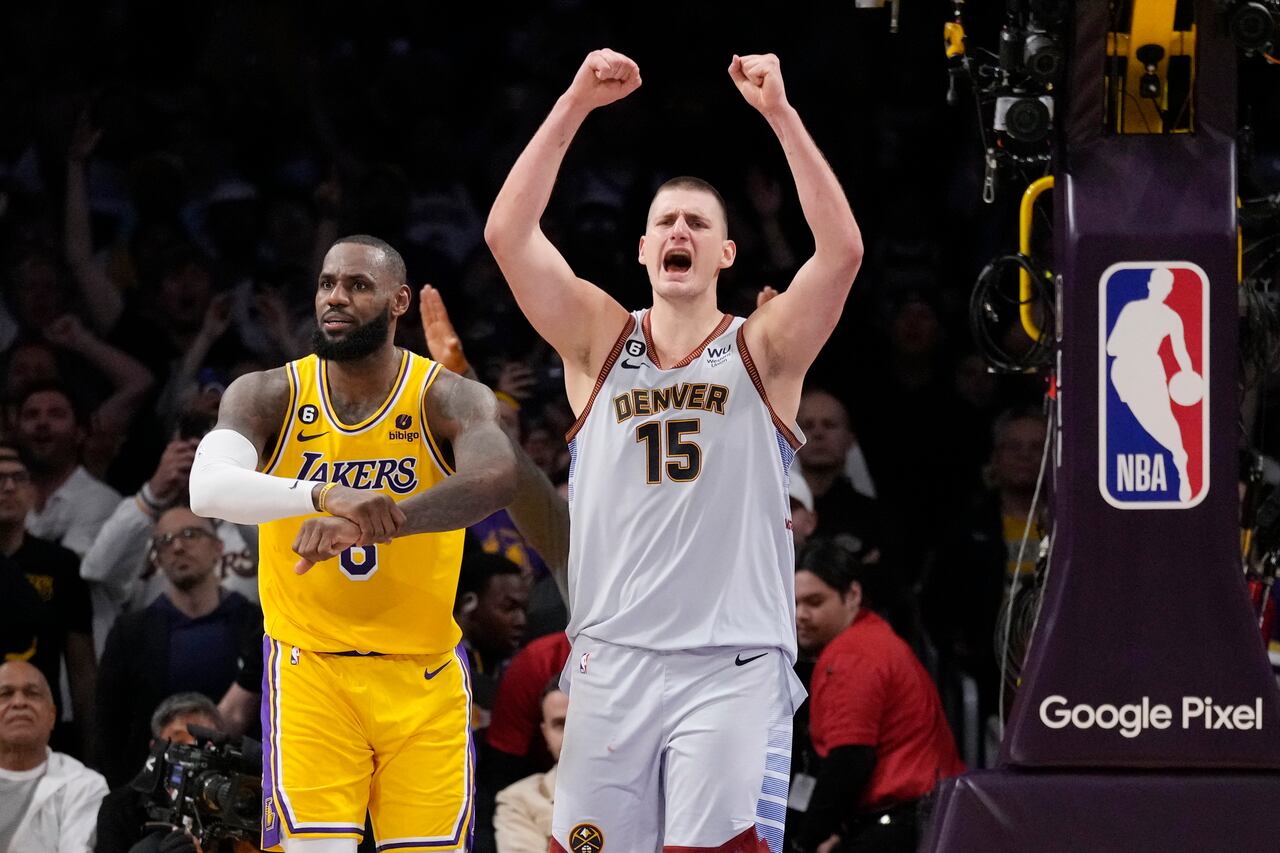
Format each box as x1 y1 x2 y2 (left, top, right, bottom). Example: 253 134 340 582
258 351 464 653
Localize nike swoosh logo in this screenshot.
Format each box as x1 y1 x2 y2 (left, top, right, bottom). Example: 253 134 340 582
621 359 643 369
735 652 768 666
297 430 329 442
424 661 451 680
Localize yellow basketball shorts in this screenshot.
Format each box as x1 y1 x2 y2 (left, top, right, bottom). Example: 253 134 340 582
260 636 475 852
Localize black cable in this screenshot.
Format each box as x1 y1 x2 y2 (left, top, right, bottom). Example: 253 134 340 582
969 253 1056 373
1167 77 1192 133
1246 242 1280 280
970 61 994 155
997 556 1048 700
1122 89 1157 133
1240 279 1280 381
1243 229 1280 252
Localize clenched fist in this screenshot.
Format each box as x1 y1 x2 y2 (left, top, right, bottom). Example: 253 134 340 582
293 516 361 574
566 49 641 112
315 484 406 545
728 53 789 118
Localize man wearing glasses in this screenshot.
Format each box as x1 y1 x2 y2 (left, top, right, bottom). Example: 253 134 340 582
0 444 97 762
95 507 263 787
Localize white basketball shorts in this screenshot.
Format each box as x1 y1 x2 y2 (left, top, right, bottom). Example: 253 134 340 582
550 636 806 853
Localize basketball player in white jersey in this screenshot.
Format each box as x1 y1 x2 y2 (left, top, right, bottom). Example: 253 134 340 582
485 50 862 852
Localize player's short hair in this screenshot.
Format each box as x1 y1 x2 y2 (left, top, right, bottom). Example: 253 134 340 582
796 538 864 595
651 176 728 229
330 234 408 286
150 692 224 738
456 551 522 605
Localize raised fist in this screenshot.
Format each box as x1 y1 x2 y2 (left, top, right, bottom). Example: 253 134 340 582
149 438 200 505
728 53 789 118
566 49 641 112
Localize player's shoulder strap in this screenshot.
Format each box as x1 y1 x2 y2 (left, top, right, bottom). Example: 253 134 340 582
415 352 456 476
565 312 638 442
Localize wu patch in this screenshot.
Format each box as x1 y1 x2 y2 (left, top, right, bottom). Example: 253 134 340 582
1098 262 1208 508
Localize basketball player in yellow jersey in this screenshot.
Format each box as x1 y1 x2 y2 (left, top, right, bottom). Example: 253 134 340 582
188 235 516 853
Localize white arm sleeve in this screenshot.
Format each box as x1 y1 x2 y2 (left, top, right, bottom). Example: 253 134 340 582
189 428 318 524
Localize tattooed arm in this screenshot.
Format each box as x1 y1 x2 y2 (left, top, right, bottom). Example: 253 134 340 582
292 371 517 572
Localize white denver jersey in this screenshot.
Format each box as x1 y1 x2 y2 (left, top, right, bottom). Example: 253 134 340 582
565 309 805 661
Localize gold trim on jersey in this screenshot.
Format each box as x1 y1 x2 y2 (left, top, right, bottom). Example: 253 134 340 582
418 362 455 476
319 349 411 432
261 361 300 475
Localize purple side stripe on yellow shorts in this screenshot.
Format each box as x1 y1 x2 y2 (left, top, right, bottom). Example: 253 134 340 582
263 638 364 845
260 635 282 850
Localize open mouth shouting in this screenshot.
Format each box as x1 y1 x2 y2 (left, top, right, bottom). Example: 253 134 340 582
662 248 693 276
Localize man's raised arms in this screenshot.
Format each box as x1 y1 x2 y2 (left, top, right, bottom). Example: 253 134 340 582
483 49 639 412
734 54 864 422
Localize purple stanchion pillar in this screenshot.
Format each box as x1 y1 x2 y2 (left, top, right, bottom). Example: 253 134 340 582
921 1 1280 849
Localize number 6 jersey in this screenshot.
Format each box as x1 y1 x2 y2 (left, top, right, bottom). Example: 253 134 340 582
565 310 805 661
257 350 465 653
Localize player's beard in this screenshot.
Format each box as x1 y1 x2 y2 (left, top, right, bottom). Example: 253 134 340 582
311 306 391 362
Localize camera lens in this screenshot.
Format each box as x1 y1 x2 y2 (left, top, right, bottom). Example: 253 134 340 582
1023 33 1063 84
1228 2 1276 51
1004 98 1052 143
198 773 231 811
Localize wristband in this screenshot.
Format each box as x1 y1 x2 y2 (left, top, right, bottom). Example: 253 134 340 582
134 494 158 519
316 482 338 513
138 483 166 512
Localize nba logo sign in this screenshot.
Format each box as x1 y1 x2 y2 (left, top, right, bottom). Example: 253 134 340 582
1098 262 1209 509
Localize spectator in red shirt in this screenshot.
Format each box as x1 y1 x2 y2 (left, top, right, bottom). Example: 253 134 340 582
795 539 964 853
486 631 572 793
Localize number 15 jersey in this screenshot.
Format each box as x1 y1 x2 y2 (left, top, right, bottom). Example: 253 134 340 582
257 351 465 654
565 310 805 661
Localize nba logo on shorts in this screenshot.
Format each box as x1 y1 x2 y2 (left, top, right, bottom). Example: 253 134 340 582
1098 262 1209 509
